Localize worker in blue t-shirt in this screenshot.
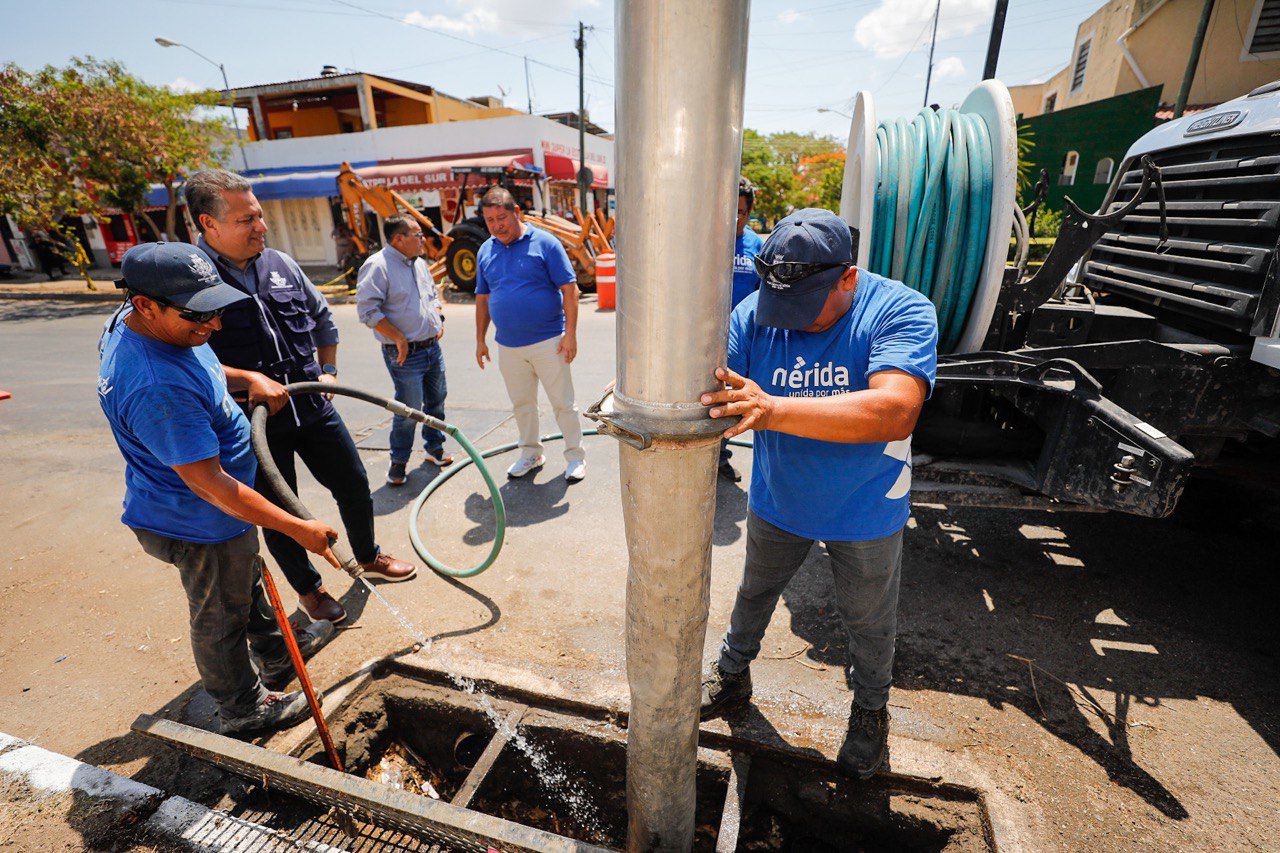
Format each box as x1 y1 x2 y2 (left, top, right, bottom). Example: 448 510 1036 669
474 186 586 483
98 242 340 737
720 177 765 482
698 209 938 780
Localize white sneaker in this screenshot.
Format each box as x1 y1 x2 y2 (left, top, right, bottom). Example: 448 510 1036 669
507 454 545 478
565 459 586 482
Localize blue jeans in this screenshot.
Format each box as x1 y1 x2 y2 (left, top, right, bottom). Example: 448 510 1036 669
382 340 448 463
718 510 903 711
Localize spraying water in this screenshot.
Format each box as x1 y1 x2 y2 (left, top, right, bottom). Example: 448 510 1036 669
359 577 605 836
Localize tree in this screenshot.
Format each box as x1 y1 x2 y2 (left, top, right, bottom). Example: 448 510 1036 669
0 58 227 287
740 129 845 226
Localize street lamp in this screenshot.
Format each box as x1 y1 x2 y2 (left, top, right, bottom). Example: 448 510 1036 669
155 37 250 171
818 107 853 119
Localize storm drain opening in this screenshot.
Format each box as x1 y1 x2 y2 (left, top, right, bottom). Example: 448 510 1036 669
133 664 996 852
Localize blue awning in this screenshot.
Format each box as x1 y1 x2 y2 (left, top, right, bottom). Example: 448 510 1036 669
144 161 379 208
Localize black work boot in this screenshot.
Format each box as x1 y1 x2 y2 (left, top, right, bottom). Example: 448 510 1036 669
219 690 311 737
837 702 890 779
253 619 335 691
699 662 752 721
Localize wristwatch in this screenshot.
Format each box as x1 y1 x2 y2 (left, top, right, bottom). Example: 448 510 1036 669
321 363 338 377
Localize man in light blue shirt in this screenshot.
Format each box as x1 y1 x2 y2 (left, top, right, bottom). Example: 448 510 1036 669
356 214 452 485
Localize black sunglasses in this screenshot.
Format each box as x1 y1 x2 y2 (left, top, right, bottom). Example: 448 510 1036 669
753 256 850 285
124 288 225 324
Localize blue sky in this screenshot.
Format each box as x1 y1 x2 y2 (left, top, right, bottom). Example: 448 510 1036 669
7 0 1106 140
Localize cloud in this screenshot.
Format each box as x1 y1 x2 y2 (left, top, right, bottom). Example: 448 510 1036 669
778 8 802 24
934 56 965 78
403 0 595 36
855 0 994 59
167 77 201 93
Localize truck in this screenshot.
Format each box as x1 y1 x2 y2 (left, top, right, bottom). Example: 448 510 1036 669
912 81 1280 518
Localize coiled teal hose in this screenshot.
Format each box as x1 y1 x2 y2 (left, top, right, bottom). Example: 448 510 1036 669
871 108 992 352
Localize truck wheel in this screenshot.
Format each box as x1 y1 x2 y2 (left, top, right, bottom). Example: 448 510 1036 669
445 239 481 292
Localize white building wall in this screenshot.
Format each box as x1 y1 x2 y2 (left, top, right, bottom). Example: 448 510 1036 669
238 114 614 188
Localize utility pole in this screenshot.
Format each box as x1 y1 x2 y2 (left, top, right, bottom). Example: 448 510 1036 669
1174 0 1216 118
524 56 534 114
922 0 942 107
982 0 1009 80
575 21 589 214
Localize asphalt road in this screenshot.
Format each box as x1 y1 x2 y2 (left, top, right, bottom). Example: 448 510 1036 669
0 295 1277 850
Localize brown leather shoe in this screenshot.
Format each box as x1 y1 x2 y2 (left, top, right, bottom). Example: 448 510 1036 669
298 587 346 624
360 552 417 583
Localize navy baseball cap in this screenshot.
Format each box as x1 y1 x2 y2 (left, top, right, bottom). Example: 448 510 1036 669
119 242 248 312
754 208 854 330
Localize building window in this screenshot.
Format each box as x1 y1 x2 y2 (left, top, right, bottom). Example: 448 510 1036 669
1070 39 1091 92
1093 157 1115 184
1059 151 1079 186
273 128 293 140
1043 93 1057 113
1247 0 1280 56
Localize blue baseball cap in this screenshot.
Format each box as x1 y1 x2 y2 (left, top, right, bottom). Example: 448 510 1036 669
754 208 854 330
119 242 248 312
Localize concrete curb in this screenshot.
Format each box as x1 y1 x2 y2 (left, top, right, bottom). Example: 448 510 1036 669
0 729 336 850
0 289 123 302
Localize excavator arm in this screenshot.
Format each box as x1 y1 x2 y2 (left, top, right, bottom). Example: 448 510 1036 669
336 162 450 283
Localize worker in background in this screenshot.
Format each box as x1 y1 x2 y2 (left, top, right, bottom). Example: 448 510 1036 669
699 209 938 780
720 177 765 482
355 213 453 486
98 242 337 736
474 186 586 483
185 169 417 629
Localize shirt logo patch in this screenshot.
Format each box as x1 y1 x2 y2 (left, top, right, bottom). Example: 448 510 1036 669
97 376 113 397
269 271 290 289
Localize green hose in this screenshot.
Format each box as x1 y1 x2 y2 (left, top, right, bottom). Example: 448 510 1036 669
871 107 992 352
254 383 754 581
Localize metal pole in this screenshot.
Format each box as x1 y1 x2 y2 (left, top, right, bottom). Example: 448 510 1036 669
217 63 251 172
1174 0 1216 118
614 2 749 850
576 21 589 214
524 55 534 115
982 0 1009 80
923 0 942 107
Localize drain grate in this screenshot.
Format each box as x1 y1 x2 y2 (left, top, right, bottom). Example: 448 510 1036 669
131 714 607 853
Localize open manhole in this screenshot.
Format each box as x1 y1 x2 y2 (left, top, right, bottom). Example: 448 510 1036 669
134 660 993 851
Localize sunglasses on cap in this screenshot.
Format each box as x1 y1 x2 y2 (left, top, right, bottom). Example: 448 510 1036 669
126 289 226 323
753 256 850 285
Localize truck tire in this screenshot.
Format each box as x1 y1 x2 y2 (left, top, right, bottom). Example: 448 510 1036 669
445 237 482 292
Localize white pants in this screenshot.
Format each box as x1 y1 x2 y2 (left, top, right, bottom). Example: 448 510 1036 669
497 336 585 463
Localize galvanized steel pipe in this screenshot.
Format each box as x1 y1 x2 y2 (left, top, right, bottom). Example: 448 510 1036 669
614 2 750 850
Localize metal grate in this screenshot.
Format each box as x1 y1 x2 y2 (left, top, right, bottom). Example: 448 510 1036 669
1080 133 1280 336
1251 0 1280 55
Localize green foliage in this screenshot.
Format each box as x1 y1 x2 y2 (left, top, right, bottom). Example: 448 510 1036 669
740 129 845 226
0 57 228 284
1032 206 1062 239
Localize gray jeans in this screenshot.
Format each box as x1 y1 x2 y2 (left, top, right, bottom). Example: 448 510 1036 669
132 527 287 718
718 510 903 711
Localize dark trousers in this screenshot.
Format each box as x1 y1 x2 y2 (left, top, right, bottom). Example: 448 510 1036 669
256 408 377 595
382 340 448 462
132 528 283 717
718 511 903 711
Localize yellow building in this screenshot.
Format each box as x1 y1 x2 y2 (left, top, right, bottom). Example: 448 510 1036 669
1009 0 1280 118
230 67 524 141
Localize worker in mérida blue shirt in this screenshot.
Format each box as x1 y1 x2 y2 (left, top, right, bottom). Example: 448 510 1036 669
185 168 418 629
719 176 765 482
98 242 339 736
698 209 938 781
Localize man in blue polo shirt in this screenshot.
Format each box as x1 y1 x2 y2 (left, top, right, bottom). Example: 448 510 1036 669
720 177 765 482
474 186 586 482
99 242 339 736
698 209 938 780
